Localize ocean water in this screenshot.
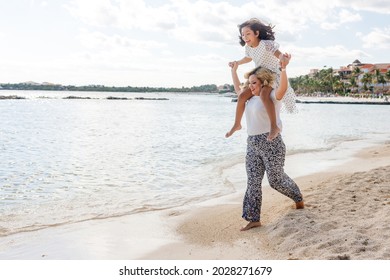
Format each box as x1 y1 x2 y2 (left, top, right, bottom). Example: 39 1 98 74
0 90 389 237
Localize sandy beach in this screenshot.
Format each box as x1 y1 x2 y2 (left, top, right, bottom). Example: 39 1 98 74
143 142 390 260
0 142 389 260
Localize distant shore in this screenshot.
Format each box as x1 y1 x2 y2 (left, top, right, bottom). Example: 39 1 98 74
0 83 220 93
2 92 390 105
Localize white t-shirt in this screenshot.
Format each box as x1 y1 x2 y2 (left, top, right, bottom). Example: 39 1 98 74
245 90 282 136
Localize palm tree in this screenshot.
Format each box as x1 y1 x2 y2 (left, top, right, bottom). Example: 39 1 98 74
373 69 381 82
317 68 328 93
301 75 312 94
385 70 390 97
352 67 361 92
290 75 305 94
325 67 334 94
372 69 383 93
333 79 345 95
349 76 357 96
377 75 387 92
361 73 373 92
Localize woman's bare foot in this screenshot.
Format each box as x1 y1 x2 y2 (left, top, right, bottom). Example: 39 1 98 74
267 126 281 141
240 221 261 231
225 124 242 138
296 201 304 209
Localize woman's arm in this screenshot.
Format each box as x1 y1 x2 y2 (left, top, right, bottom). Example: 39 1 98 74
230 61 243 95
275 53 291 100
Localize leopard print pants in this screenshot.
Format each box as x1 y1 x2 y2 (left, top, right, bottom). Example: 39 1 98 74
243 133 303 222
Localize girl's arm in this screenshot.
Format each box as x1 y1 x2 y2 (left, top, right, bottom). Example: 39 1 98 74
274 49 282 59
237 56 252 65
230 62 243 95
274 49 290 67
275 53 291 100
228 56 252 68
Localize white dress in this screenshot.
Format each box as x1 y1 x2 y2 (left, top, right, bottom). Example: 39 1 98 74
245 40 297 113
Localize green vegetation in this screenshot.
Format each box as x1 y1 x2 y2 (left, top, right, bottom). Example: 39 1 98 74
290 68 390 96
0 83 219 93
2 67 389 96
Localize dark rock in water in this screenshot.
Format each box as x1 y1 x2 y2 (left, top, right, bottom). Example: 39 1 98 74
63 96 92 99
135 97 169 100
231 98 238 102
106 96 131 100
0 95 26 100
38 96 54 99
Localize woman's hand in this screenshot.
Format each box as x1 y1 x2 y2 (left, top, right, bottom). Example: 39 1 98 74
280 53 291 69
230 61 239 72
230 61 242 95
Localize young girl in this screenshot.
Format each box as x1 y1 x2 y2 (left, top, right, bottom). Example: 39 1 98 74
225 18 297 141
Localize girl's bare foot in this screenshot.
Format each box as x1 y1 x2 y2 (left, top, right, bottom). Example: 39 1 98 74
267 126 280 141
240 221 261 231
225 124 242 138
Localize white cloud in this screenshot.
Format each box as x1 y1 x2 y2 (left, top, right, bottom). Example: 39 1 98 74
161 50 174 56
65 0 121 27
287 44 370 63
72 30 175 82
342 0 390 14
65 0 178 30
339 9 362 23
320 9 362 30
78 30 167 52
64 0 380 47
357 27 390 49
3 0 389 87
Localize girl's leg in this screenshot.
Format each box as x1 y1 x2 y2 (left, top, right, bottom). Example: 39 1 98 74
259 86 280 141
262 135 304 206
241 135 266 230
225 88 252 138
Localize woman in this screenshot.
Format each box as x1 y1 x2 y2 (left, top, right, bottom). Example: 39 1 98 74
230 55 304 231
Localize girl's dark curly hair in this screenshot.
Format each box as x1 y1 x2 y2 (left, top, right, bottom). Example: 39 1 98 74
238 18 275 46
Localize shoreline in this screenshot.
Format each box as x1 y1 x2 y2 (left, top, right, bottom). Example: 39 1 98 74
1 91 389 104
142 142 390 260
296 96 389 105
0 141 389 260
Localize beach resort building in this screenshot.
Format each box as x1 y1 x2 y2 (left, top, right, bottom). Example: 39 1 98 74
307 60 390 96
335 60 390 95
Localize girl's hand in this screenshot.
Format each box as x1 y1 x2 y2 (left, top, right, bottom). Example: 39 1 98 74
228 61 239 68
230 61 239 71
280 53 291 69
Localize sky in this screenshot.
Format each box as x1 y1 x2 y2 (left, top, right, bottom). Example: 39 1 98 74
1 0 389 87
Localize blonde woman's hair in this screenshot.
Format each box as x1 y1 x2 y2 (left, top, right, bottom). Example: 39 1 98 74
242 66 276 89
